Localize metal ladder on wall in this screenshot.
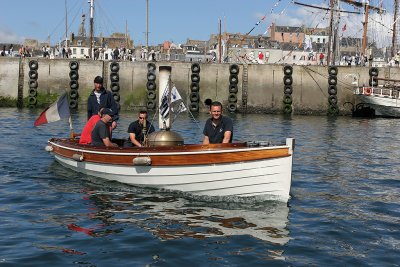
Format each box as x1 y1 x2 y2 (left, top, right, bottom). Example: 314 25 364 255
17 58 25 108
102 61 109 89
241 63 248 113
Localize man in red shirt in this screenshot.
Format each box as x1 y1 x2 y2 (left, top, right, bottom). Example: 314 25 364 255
79 109 102 144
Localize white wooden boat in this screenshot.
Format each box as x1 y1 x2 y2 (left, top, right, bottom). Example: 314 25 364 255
46 65 295 202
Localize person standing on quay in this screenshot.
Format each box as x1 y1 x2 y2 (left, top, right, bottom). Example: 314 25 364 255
87 76 119 130
203 101 233 144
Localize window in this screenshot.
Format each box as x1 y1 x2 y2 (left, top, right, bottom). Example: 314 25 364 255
81 49 84 55
77 40 82 46
73 48 76 54
317 38 320 43
293 55 296 60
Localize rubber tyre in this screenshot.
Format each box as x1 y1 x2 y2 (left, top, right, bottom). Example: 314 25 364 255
228 103 237 113
110 73 119 82
190 92 199 102
189 102 199 112
29 70 38 80
147 71 156 81
284 104 292 114
28 97 37 105
229 74 238 84
70 80 79 90
28 88 37 97
328 95 338 105
147 63 156 72
69 99 78 109
29 60 38 70
328 66 338 76
190 82 199 92
328 104 339 115
29 79 38 88
147 81 156 90
228 93 237 103
110 61 120 72
69 70 79 80
283 75 293 86
283 95 292 105
147 90 156 100
191 73 200 83
191 63 200 73
111 82 120 92
328 75 337 85
328 85 337 95
283 65 293 76
369 67 379 77
284 85 293 95
69 61 79 70
147 100 156 110
229 84 238 94
69 89 79 99
113 92 120 102
229 64 239 75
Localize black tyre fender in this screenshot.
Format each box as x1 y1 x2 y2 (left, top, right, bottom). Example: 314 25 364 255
229 64 239 75
283 75 293 85
369 67 379 77
191 73 200 83
328 75 337 85
283 95 292 105
328 66 338 76
229 74 238 84
111 82 120 92
191 63 200 73
69 70 79 80
227 103 237 113
328 85 337 95
110 61 120 72
189 102 199 112
110 73 119 82
147 90 156 100
69 61 79 70
28 88 37 97
147 100 156 110
28 97 37 105
29 79 38 88
147 62 156 72
190 92 199 102
29 60 38 70
29 70 38 80
147 71 156 81
190 82 199 92
113 92 120 102
283 65 293 76
228 93 237 103
146 81 156 90
284 85 293 95
229 84 238 94
328 104 339 115
69 99 78 109
69 89 79 99
328 95 338 105
70 80 79 90
284 104 292 114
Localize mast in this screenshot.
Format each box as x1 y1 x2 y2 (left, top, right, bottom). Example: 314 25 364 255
361 2 370 57
327 0 336 65
89 0 94 59
65 0 68 49
146 0 149 52
392 0 399 57
218 19 222 63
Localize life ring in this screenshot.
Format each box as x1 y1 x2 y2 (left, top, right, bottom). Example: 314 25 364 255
328 76 337 85
229 74 238 84
147 63 156 72
229 64 239 75
146 81 156 90
364 87 372 96
69 89 79 99
283 95 292 105
283 65 293 76
229 84 238 94
190 92 199 102
110 73 119 82
113 92 120 102
328 85 337 95
29 70 38 80
328 66 338 76
69 61 79 70
228 103 237 113
189 102 199 112
191 73 200 83
146 100 156 110
284 104 292 114
328 95 338 105
190 82 199 92
191 63 200 73
111 83 120 92
284 85 293 95
110 61 120 72
29 60 38 70
29 79 38 88
28 88 37 97
147 90 156 100
69 99 78 109
147 71 156 81
70 80 79 90
69 70 79 80
369 67 379 77
228 93 237 103
283 76 293 86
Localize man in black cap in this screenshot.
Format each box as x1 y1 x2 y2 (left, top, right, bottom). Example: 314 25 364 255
91 108 118 147
87 76 119 130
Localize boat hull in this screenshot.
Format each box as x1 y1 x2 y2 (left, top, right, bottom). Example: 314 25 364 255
48 139 294 202
355 87 400 117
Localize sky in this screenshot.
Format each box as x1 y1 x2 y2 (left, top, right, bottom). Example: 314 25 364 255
0 0 395 47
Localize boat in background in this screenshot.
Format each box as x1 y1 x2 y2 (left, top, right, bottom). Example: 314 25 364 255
46 66 295 202
354 77 400 117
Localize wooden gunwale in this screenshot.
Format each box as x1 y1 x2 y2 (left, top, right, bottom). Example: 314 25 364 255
49 138 291 166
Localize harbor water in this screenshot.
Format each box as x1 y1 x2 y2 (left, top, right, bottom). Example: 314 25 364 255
1 108 399 266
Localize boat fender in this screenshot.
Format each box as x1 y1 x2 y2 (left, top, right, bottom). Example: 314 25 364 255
364 87 372 96
133 156 151 166
191 63 201 73
69 61 79 70
229 64 239 75
72 154 84 162
283 76 293 86
29 60 38 70
283 65 293 76
45 145 53 152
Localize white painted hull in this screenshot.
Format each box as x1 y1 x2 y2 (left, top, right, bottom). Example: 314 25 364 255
54 154 292 201
355 87 400 117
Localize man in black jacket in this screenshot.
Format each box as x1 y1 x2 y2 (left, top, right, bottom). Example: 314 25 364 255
87 76 119 129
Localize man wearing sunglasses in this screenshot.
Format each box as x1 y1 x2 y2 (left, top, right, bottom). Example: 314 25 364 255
126 110 155 147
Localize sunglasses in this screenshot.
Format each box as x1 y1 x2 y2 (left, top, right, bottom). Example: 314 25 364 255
139 117 146 119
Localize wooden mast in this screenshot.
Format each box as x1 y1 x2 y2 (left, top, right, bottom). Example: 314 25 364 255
89 0 94 59
392 0 399 57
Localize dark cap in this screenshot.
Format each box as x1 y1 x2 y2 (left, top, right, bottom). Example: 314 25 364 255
94 76 103 84
101 108 113 117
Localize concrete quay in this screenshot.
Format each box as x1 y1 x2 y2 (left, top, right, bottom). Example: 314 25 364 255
1 57 398 115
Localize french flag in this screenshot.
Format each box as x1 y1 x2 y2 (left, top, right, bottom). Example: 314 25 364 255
34 93 70 126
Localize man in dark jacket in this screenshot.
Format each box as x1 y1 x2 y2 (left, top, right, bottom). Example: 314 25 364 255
87 76 119 129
